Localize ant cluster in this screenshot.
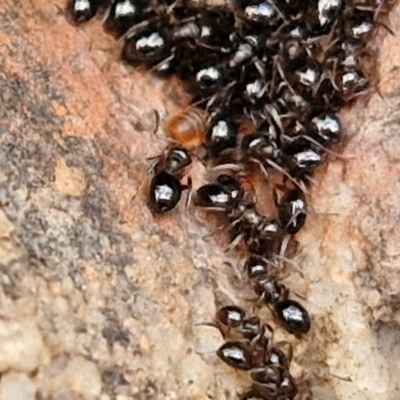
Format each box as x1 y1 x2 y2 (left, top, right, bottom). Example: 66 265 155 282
66 0 395 398
193 176 310 398
210 305 299 399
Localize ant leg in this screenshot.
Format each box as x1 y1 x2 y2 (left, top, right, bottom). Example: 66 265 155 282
274 254 303 277
304 174 317 187
265 103 284 132
275 58 297 96
224 233 244 254
211 163 244 173
182 176 192 192
223 259 246 282
284 209 307 232
185 179 194 209
265 159 308 193
147 154 162 174
291 289 307 301
263 323 275 345
272 187 280 208
300 134 355 160
152 109 161 136
193 321 218 329
201 224 228 242
251 293 265 315
194 320 231 341
273 340 293 365
258 256 281 272
250 158 271 181
125 19 150 38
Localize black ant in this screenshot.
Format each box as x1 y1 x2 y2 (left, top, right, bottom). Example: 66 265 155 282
122 22 172 68
207 305 298 398
148 147 191 213
205 114 238 159
274 188 308 235
193 175 284 256
66 0 103 24
239 373 298 399
192 174 243 212
245 257 311 336
103 0 144 38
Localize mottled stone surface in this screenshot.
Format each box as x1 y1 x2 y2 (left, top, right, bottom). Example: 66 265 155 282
0 1 399 399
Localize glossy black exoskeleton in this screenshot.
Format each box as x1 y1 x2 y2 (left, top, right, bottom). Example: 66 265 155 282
195 9 235 50
241 133 281 168
267 344 292 371
193 175 243 211
228 35 263 70
214 306 299 393
243 76 266 105
206 115 238 157
244 255 277 280
274 298 311 335
238 343 296 398
148 147 191 213
343 10 374 42
216 305 246 329
280 0 308 16
172 8 234 50
293 58 321 91
211 305 268 344
238 316 267 341
276 189 307 234
245 255 310 335
193 176 283 256
193 183 235 211
336 68 368 99
255 280 310 335
311 112 342 145
217 341 254 370
240 378 297 400
279 372 298 397
103 0 143 37
235 0 281 27
171 14 201 42
122 25 171 67
239 387 267 400
216 175 244 205
66 0 101 24
275 23 311 63
258 372 298 398
307 0 343 34
156 147 191 175
242 217 282 256
192 63 225 96
325 39 362 72
227 198 283 254
281 55 322 102
250 364 285 390
226 65 270 118
149 172 182 213
240 131 311 193
253 276 286 304
281 139 322 177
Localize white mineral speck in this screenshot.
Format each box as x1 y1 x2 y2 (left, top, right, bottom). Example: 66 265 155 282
0 318 46 373
0 372 36 400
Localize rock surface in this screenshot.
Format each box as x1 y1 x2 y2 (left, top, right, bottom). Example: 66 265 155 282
0 1 399 399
